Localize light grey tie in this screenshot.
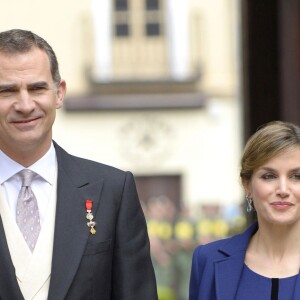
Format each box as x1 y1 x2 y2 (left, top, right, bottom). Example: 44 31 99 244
16 169 41 252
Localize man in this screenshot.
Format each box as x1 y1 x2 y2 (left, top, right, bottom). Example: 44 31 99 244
0 29 158 300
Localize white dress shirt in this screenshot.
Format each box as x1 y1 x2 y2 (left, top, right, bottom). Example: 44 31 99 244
0 143 57 225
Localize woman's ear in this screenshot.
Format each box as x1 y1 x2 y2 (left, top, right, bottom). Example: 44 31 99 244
242 179 251 197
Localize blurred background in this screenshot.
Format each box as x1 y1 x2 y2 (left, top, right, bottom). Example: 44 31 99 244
1 0 299 299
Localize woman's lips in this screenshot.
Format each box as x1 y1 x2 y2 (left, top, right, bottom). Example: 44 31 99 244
271 202 294 209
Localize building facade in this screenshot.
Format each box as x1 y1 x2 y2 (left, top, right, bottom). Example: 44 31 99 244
0 0 242 217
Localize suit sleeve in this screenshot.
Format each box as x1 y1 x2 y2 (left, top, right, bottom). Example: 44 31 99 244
112 172 158 300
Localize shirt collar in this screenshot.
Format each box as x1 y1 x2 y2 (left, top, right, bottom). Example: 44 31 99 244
0 143 57 185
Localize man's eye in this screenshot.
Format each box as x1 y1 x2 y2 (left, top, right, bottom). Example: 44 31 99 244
30 87 46 93
291 173 300 180
0 90 14 97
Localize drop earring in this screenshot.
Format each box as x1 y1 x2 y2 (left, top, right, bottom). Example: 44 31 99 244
246 194 253 213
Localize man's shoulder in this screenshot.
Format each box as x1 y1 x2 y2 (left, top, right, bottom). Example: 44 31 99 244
54 141 128 179
73 154 126 176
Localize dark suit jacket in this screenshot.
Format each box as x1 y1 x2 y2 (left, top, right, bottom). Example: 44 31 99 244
0 142 158 300
189 222 300 300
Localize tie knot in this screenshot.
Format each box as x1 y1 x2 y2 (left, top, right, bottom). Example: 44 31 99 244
19 169 36 187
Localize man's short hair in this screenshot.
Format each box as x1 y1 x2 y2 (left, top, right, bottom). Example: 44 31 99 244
0 29 61 86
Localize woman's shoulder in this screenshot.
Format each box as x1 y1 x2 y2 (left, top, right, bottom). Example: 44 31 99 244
193 235 234 258
192 222 258 260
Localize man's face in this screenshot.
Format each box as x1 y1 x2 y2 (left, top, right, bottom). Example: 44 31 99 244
0 47 66 160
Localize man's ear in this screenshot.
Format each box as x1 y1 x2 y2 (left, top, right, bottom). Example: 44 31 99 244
56 80 66 109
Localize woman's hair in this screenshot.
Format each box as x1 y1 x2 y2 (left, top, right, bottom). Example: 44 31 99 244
240 121 300 183
0 29 61 87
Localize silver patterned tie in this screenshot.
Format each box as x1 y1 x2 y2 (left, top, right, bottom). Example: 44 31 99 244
16 169 41 252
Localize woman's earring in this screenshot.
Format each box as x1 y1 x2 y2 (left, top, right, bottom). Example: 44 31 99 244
246 194 253 213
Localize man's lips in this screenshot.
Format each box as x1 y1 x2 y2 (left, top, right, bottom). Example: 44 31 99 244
11 116 41 124
9 117 41 129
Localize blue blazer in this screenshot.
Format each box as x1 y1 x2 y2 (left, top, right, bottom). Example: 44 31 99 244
189 222 300 300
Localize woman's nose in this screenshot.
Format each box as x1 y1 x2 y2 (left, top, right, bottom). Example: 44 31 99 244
276 178 290 197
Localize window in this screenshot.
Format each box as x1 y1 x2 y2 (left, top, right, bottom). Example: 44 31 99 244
115 0 128 11
115 24 129 36
112 0 163 38
145 0 162 37
146 0 159 10
113 0 130 37
146 23 160 36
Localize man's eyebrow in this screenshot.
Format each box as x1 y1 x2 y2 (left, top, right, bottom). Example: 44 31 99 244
0 81 50 91
0 83 17 91
27 81 50 89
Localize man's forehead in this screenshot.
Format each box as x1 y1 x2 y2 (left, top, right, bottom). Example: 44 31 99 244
0 47 49 65
0 47 57 92
0 49 51 74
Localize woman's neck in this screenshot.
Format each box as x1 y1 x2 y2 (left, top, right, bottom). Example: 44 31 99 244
245 221 300 278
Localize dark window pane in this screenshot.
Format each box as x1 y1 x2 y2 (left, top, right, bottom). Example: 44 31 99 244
115 24 129 36
146 0 159 10
145 23 160 36
115 0 128 11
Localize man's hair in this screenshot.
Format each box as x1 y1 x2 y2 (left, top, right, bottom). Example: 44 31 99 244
0 29 61 86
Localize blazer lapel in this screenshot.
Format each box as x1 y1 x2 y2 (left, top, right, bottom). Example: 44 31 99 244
214 222 258 300
292 275 300 298
214 252 245 300
48 143 104 300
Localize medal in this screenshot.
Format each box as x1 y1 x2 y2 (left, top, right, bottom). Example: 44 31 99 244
85 199 96 234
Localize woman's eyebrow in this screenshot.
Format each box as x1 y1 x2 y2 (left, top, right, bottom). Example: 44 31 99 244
259 167 300 172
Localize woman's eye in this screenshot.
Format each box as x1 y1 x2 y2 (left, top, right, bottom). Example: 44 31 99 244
261 173 275 180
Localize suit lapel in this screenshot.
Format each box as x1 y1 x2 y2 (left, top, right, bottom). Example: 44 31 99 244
0 217 24 299
48 144 104 300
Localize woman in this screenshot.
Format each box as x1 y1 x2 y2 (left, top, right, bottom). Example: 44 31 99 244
189 121 300 300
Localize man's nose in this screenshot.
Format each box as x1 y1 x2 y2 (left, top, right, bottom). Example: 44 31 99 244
14 90 35 113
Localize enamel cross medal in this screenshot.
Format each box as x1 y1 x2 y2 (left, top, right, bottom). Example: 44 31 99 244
85 199 96 234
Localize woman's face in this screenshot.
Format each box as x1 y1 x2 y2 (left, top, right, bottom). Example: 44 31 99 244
244 147 300 227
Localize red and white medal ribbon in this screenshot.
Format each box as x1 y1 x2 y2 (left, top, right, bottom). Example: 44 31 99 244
86 199 96 234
